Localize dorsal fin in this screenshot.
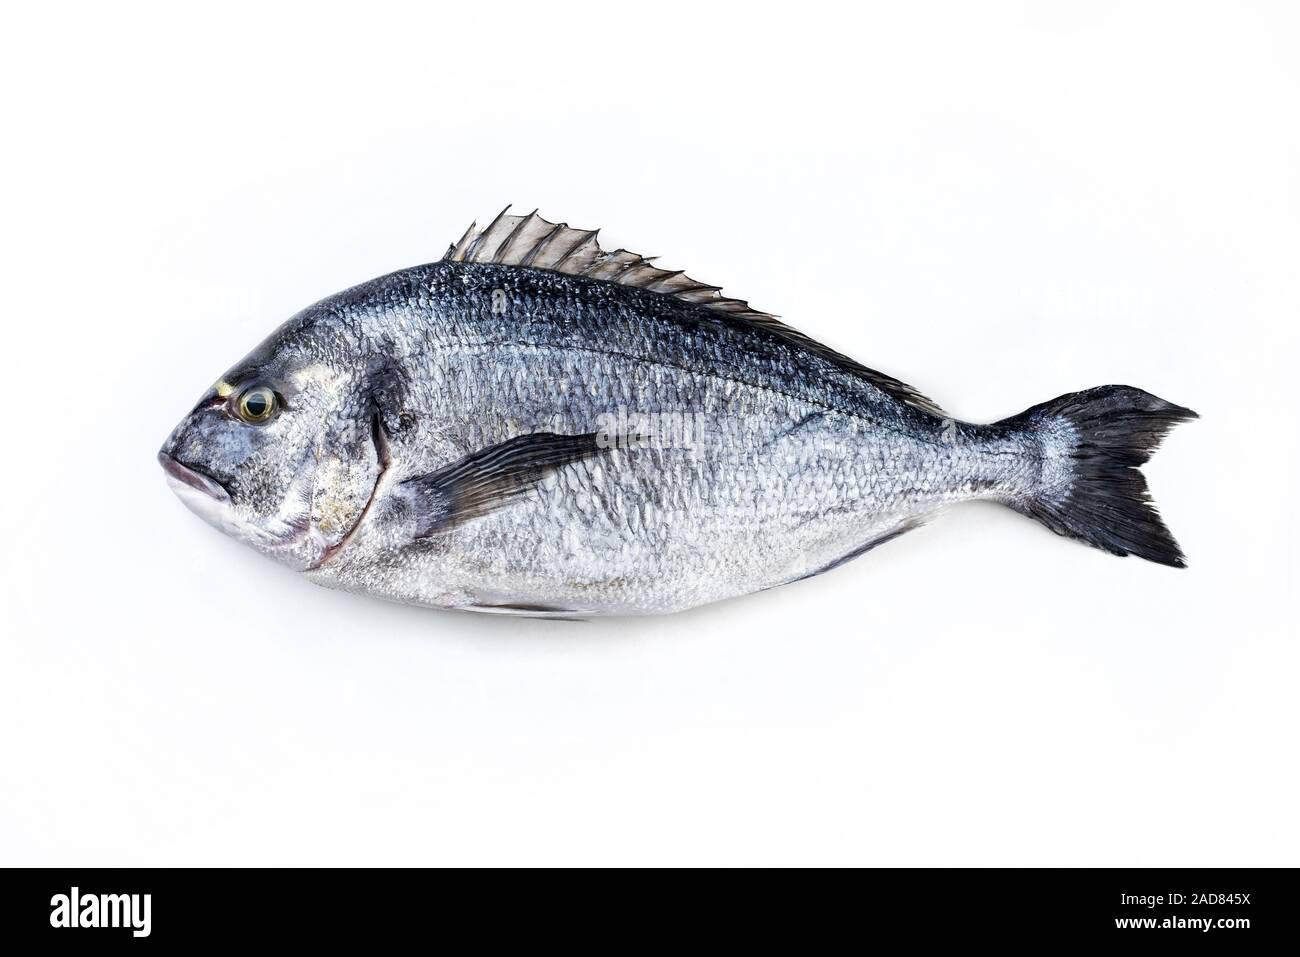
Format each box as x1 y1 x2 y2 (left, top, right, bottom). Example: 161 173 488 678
444 208 945 416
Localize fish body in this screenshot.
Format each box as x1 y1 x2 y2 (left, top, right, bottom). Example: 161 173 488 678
160 211 1195 616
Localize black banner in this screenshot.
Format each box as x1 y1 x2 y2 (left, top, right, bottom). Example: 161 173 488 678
0 867 1292 947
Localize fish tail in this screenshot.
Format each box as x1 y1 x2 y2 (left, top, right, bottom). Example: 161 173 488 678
997 385 1197 567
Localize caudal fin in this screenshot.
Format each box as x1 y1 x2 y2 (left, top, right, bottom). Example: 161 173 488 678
1001 385 1197 567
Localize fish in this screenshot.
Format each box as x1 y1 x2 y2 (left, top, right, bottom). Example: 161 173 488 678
158 208 1196 617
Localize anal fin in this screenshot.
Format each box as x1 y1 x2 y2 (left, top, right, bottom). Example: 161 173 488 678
459 601 588 621
784 516 926 586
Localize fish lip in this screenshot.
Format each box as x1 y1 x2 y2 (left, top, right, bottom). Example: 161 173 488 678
157 451 231 503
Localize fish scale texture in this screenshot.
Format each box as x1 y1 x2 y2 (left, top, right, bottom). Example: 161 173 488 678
300 262 1041 614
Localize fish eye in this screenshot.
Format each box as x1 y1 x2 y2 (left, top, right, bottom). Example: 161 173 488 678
234 385 278 424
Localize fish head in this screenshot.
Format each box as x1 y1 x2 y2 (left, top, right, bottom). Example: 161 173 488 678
158 314 388 570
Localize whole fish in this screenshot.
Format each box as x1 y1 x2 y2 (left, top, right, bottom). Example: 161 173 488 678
159 209 1195 616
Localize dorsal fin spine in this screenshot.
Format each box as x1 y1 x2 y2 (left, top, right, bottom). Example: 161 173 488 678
464 205 511 262
612 257 654 282
445 221 477 261
647 270 686 290
550 228 599 271
519 222 565 268
492 209 538 264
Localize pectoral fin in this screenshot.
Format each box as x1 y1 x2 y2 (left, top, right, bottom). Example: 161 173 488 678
398 432 604 538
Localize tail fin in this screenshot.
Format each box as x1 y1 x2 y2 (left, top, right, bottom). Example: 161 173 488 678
1000 385 1197 567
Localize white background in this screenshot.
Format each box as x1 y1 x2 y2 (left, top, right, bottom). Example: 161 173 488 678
1 2 1296 866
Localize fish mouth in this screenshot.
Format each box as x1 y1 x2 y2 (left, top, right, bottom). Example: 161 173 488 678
159 449 323 565
157 451 231 504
